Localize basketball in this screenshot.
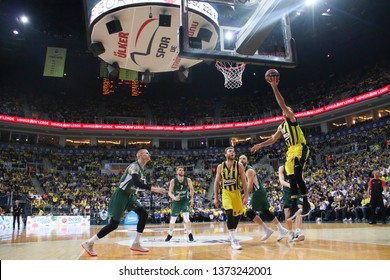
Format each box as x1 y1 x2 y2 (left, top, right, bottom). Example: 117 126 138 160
265 69 280 82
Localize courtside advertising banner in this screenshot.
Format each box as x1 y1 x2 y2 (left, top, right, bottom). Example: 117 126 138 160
26 215 90 227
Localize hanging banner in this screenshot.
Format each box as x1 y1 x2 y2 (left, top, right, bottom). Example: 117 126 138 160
43 47 67 77
119 68 138 81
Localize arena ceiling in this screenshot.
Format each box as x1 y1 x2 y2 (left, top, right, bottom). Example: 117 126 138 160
0 0 389 95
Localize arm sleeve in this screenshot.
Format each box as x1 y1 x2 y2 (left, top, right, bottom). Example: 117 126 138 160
132 173 151 190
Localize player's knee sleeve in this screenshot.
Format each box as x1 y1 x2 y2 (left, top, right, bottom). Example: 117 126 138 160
170 216 178 224
225 209 235 230
294 157 302 172
182 212 190 223
296 176 307 195
246 209 256 220
233 214 240 228
262 209 275 221
134 207 148 233
288 174 298 196
294 157 307 195
97 218 119 239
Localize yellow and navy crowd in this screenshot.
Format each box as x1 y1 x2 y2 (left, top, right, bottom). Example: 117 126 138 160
0 58 389 224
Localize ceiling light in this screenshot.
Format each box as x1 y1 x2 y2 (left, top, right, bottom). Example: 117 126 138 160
305 0 316 7
20 15 28 24
225 31 233 40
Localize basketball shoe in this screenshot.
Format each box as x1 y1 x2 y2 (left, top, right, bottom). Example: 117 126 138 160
276 227 289 242
165 234 173 242
231 239 242 250
81 241 97 257
130 242 149 252
261 227 274 241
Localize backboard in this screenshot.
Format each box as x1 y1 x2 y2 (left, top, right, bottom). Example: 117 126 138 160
179 0 299 67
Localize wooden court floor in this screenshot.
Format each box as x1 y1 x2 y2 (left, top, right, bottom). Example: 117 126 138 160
1 221 389 260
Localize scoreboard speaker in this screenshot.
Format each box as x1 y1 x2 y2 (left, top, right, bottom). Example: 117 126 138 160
159 14 171 27
90 42 105 56
106 19 122 34
107 62 119 76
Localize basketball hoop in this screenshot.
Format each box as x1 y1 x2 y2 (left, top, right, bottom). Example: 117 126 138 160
215 60 246 89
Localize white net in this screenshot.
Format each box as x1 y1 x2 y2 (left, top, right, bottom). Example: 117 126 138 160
215 60 246 89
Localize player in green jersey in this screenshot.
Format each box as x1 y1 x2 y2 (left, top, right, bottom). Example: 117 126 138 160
81 149 166 256
165 166 195 242
239 155 288 242
279 164 305 242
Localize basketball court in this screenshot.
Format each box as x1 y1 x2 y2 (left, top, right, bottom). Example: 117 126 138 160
3 0 389 273
1 222 389 260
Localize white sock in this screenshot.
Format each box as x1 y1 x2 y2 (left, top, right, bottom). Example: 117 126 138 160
276 223 284 231
228 229 236 241
134 232 142 243
88 234 99 244
262 223 270 231
168 224 174 236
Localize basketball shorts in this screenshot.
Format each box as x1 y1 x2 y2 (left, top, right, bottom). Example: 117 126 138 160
285 143 310 175
250 188 270 212
171 200 190 217
108 188 142 221
222 189 244 216
283 187 303 208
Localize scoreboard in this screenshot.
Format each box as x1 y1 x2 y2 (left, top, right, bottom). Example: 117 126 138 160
102 78 142 96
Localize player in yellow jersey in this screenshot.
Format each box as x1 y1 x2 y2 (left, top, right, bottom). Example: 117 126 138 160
251 75 311 219
214 146 248 250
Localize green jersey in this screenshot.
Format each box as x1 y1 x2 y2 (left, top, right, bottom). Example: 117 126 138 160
171 176 190 216
117 161 145 195
245 165 264 191
173 176 190 201
245 164 269 212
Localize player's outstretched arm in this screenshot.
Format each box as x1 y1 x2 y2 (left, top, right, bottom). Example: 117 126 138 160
267 76 295 121
251 127 282 152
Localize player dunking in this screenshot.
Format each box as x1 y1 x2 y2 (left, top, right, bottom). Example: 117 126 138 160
251 74 311 219
214 146 248 250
